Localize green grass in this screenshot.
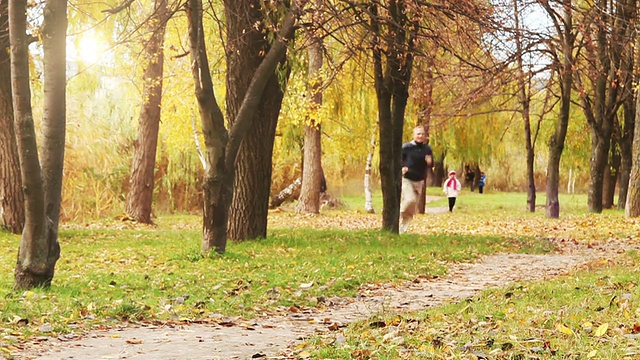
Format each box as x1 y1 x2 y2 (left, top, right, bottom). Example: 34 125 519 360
0 221 547 346
306 252 640 359
1 191 636 359
340 189 599 215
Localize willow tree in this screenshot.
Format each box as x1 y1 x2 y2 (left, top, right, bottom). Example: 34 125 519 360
187 0 308 253
0 0 24 234
10 0 66 288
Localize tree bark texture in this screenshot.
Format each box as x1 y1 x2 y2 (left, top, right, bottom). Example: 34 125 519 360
225 0 288 240
626 103 640 215
619 86 635 209
414 52 435 214
625 32 640 217
10 0 61 289
616 0 636 210
0 0 24 234
602 125 620 209
371 1 416 232
41 0 67 231
188 0 306 252
514 0 536 213
297 21 324 214
544 0 574 219
125 0 169 224
270 177 301 208
187 0 230 254
579 0 631 213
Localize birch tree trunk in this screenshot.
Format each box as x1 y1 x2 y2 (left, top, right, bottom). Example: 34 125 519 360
364 131 376 214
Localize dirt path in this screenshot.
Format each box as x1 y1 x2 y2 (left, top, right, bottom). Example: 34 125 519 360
14 239 628 360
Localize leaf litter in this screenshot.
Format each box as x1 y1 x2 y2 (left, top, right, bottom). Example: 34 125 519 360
12 208 640 360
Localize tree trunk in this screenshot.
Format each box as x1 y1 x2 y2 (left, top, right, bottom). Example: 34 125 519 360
187 0 307 253
270 177 301 208
625 29 640 216
619 89 634 209
580 0 630 213
10 0 64 289
617 0 636 210
225 0 288 240
125 0 169 224
297 19 324 214
587 130 610 213
40 0 67 232
544 0 574 219
364 131 376 214
0 0 24 234
514 0 536 213
626 91 640 215
371 2 416 232
187 0 230 254
414 51 435 215
603 125 620 209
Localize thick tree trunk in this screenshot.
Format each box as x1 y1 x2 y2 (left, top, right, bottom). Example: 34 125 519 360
296 123 322 213
125 0 169 224
225 0 288 240
297 18 324 215
547 121 567 219
619 93 634 209
545 0 573 219
0 0 24 234
187 0 306 253
582 0 630 213
187 0 230 254
40 0 67 232
625 45 640 216
10 0 64 289
587 132 610 213
372 2 415 232
618 0 636 210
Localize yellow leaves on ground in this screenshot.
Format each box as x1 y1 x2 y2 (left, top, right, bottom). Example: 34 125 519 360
267 211 640 247
594 323 609 337
556 323 574 336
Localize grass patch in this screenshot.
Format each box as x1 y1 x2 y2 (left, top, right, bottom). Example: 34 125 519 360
0 222 545 345
306 252 640 359
1 191 637 359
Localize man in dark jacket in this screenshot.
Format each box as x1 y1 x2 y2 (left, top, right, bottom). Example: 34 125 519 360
400 126 433 233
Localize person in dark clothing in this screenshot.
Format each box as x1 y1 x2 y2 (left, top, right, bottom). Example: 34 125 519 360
466 169 475 192
478 172 486 194
400 126 433 233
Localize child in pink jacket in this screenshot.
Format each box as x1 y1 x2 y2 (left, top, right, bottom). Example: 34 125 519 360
443 170 462 212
